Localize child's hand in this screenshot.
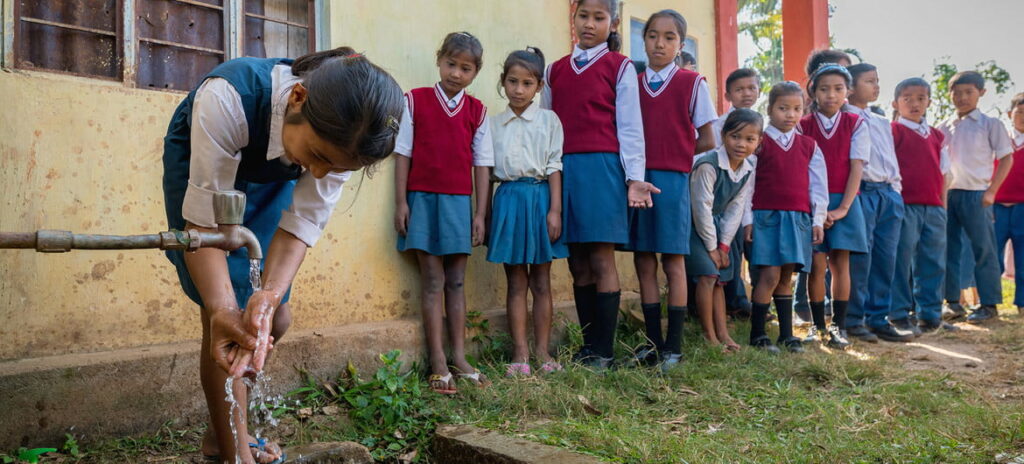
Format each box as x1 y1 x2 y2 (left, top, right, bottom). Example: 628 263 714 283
627 181 662 208
982 189 996 207
744 225 753 243
208 307 258 376
244 289 283 374
472 215 486 247
708 249 723 269
812 226 824 245
827 206 849 224
394 202 410 236
719 248 731 269
547 210 562 242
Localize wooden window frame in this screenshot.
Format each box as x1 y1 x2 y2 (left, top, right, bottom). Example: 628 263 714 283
1 0 325 91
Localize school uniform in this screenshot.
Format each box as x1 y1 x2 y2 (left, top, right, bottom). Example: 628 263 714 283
394 83 494 256
890 117 950 325
937 109 1015 306
624 62 717 254
799 111 871 254
743 126 829 272
994 130 1024 307
163 58 350 308
486 103 569 265
843 104 906 330
541 42 645 245
686 150 753 282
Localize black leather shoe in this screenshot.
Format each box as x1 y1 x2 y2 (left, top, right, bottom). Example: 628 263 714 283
891 318 922 338
942 303 967 321
571 347 595 364
778 336 805 353
918 320 960 333
846 325 879 343
825 325 852 350
750 335 781 354
633 345 660 367
582 355 615 371
869 323 915 342
967 305 998 324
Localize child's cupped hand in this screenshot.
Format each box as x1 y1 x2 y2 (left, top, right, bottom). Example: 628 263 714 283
208 307 258 376
627 181 662 208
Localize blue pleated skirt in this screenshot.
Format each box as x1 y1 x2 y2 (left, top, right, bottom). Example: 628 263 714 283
163 178 295 309
397 191 472 256
562 152 628 244
751 210 814 272
487 178 569 265
686 220 738 282
815 193 869 253
623 169 691 255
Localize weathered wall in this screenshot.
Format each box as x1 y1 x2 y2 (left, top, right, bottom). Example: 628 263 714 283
0 0 718 360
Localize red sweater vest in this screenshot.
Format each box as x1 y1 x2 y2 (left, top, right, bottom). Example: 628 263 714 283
752 134 816 213
638 68 701 173
405 86 485 195
995 144 1024 204
892 123 945 207
548 49 632 155
799 112 862 194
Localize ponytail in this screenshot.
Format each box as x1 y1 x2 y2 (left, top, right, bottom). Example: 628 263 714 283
607 31 621 52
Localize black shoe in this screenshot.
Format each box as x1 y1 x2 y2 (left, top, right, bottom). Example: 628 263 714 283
778 336 805 353
918 320 960 333
658 353 684 373
966 305 998 324
802 328 822 344
869 323 915 343
891 318 922 338
846 325 879 343
582 355 615 371
750 335 781 354
826 325 852 350
632 345 660 367
942 303 967 321
571 347 595 364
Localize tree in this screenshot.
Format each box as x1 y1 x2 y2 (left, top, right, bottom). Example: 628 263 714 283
929 58 1014 121
738 0 782 94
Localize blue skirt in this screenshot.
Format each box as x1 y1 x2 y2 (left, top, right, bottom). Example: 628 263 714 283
686 223 739 282
397 191 472 256
562 152 628 244
163 178 295 309
623 169 691 255
751 210 814 272
487 178 568 265
815 193 869 253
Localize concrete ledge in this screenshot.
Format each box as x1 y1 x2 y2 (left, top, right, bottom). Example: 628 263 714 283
434 425 604 464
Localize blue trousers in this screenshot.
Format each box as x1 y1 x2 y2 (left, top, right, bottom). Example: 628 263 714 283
996 203 1024 307
945 190 1002 305
892 204 947 324
848 183 905 329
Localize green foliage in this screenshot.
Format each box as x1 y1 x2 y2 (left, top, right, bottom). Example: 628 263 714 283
340 350 440 462
929 58 1015 121
738 0 782 95
15 448 55 463
465 310 510 365
61 434 81 458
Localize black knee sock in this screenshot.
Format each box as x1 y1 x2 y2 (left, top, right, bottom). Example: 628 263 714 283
641 302 664 349
750 302 770 342
833 300 848 331
593 291 621 358
665 305 686 354
810 301 827 332
774 295 794 342
573 284 598 351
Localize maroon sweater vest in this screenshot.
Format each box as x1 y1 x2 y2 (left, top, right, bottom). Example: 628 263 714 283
799 112 862 194
892 123 945 207
638 67 701 173
995 143 1024 204
405 86 485 195
752 134 816 213
548 49 632 155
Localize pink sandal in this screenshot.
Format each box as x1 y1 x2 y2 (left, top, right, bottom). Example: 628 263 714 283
539 361 563 375
505 362 532 377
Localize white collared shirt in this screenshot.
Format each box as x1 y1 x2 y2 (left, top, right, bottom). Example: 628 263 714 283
690 150 755 251
937 108 1014 191
896 117 951 174
393 83 495 166
490 102 564 181
540 42 646 182
743 125 829 227
1013 129 1024 150
844 104 902 190
812 110 872 164
182 64 350 247
711 106 736 147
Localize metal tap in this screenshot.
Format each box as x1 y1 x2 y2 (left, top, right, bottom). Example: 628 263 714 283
0 191 262 259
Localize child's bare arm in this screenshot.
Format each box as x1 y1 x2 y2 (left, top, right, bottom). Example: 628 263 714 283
472 166 491 246
695 123 717 154
394 155 411 235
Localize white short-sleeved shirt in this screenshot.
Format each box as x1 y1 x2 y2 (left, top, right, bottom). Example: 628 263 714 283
844 104 901 190
182 64 349 247
937 109 1015 191
490 103 564 181
393 83 494 167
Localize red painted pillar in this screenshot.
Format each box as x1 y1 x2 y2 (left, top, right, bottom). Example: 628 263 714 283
714 0 738 113
782 0 830 82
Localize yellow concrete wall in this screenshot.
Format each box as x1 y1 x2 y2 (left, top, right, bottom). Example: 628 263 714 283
1 0 719 360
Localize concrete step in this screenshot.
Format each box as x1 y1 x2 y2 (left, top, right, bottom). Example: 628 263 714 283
434 425 604 464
